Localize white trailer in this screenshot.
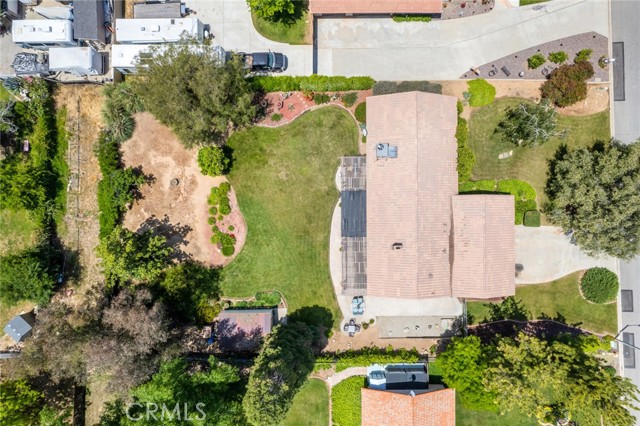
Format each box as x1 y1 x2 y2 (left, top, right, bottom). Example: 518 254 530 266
111 43 226 74
115 18 204 44
49 47 105 76
12 19 75 49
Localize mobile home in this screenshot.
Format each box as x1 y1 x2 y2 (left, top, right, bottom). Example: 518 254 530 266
12 19 75 49
115 18 204 44
111 43 226 74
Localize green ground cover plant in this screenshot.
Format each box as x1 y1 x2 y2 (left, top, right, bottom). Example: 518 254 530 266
467 79 496 107
341 92 358 108
354 102 366 123
331 376 365 426
580 267 619 304
221 108 358 317
392 14 432 22
523 210 541 227
466 97 610 212
313 93 330 104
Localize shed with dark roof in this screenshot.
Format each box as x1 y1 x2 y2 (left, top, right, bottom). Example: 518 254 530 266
73 0 106 43
4 312 35 343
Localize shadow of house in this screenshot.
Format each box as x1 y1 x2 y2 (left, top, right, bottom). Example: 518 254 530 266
4 311 35 343
215 308 276 352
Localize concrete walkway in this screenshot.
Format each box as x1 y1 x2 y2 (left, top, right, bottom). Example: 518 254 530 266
325 367 367 388
317 0 609 79
515 226 617 284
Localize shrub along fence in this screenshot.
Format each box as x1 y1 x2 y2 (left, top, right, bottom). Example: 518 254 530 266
372 81 442 96
249 75 375 92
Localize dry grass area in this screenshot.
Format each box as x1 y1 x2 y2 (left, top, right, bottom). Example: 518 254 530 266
54 85 104 305
121 112 246 267
439 80 609 118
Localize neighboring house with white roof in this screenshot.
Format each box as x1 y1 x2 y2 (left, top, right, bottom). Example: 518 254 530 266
12 19 75 49
115 18 204 44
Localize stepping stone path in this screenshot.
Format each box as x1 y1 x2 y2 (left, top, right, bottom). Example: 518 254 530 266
498 150 514 159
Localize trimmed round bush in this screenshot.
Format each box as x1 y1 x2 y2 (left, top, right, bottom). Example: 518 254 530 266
354 102 366 123
580 267 619 303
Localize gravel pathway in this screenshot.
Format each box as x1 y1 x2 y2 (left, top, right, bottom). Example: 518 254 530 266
460 31 609 81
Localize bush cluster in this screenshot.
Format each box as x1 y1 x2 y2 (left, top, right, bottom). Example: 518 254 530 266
467 79 496 107
354 102 367 123
580 267 619 304
527 53 546 69
96 132 145 237
372 80 442 96
392 14 432 22
523 210 541 227
315 346 420 372
197 146 229 176
271 113 282 122
456 111 475 183
541 60 594 107
101 83 143 143
208 182 231 215
313 93 330 104
249 75 375 93
207 182 235 256
548 51 569 64
575 48 593 63
341 92 358 107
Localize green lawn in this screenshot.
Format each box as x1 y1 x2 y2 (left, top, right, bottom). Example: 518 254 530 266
283 379 329 426
331 376 365 426
467 97 610 208
467 272 618 334
0 209 39 256
222 107 359 323
251 12 309 45
457 394 535 426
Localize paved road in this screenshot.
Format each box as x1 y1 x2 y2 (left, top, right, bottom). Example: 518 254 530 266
611 1 640 423
316 0 608 80
515 226 617 284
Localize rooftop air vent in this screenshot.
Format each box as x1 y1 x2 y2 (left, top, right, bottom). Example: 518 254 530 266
376 143 399 159
392 243 403 250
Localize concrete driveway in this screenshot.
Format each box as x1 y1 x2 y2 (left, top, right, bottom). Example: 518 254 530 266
515 226 617 284
184 0 313 75
317 0 608 79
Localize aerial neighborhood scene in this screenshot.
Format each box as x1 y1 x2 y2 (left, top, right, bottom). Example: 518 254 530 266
0 0 639 424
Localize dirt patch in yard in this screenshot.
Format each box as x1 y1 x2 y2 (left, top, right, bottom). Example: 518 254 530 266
439 80 609 118
324 324 437 354
121 113 245 267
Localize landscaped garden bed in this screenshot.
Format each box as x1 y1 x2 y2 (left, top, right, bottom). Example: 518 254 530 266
460 31 608 82
331 376 365 426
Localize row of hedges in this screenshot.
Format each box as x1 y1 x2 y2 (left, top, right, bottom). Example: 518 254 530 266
458 179 538 225
372 80 442 96
249 75 375 93
392 14 432 22
315 346 421 372
96 132 145 237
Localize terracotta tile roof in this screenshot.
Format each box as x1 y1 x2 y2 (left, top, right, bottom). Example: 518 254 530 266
309 0 443 15
451 195 516 299
361 387 456 426
365 92 458 299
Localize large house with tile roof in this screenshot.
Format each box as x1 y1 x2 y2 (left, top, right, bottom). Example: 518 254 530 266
340 91 515 301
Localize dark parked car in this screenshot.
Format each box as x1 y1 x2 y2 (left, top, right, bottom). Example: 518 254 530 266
242 51 288 73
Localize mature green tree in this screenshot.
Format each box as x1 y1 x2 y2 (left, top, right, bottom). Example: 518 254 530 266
497 101 563 146
486 333 639 425
0 156 47 212
157 262 221 323
436 335 496 411
0 380 43 426
134 43 256 147
123 357 245 426
243 322 317 426
545 140 640 259
197 146 229 176
247 0 295 21
483 296 529 323
0 243 58 305
97 226 173 285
